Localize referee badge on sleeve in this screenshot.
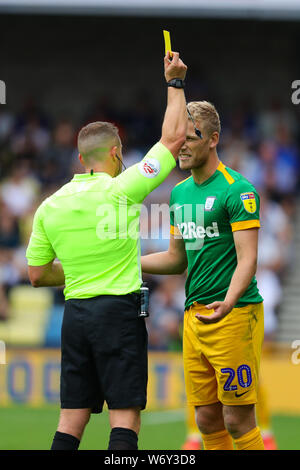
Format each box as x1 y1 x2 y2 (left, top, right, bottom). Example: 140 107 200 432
240 192 256 214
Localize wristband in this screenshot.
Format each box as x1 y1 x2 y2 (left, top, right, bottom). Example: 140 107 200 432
167 78 185 89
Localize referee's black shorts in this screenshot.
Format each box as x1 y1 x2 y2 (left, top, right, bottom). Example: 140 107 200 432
60 293 148 413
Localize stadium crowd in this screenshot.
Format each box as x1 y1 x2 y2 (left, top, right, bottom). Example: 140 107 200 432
0 95 299 349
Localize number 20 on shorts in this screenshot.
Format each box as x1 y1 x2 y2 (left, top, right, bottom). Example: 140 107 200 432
221 365 252 391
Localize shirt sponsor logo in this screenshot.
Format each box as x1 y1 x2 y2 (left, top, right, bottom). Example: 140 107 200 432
240 192 256 214
138 158 160 178
177 221 220 239
204 196 216 211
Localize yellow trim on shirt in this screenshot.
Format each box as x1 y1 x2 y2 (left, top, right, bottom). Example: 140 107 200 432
170 225 181 236
231 219 260 232
175 176 192 187
217 161 235 185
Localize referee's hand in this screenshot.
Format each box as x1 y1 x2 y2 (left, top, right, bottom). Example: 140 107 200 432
195 301 233 324
164 51 187 83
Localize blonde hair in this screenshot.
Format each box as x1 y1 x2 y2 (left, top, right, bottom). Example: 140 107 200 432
187 101 221 136
77 121 120 162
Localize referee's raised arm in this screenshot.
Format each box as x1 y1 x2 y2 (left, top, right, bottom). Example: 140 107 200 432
160 51 188 159
113 51 188 204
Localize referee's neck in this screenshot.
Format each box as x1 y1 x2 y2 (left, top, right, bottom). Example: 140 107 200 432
84 165 114 177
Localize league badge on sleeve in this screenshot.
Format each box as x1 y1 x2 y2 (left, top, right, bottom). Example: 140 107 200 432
138 158 161 178
240 192 256 214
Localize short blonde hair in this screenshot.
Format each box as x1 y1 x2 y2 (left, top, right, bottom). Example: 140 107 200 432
78 121 120 161
187 101 221 136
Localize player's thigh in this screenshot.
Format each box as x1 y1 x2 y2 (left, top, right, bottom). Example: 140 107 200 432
212 303 264 406
183 309 218 406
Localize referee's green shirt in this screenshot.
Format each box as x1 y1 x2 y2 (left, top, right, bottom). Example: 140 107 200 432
26 142 175 299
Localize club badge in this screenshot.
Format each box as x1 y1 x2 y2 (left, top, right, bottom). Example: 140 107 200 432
204 196 216 211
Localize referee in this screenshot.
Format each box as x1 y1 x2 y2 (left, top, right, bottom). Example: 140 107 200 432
26 51 187 450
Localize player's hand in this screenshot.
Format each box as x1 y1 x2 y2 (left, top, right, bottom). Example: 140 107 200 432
164 51 187 82
195 301 233 324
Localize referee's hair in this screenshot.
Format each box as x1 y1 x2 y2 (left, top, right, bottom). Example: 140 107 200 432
187 101 221 137
78 121 120 162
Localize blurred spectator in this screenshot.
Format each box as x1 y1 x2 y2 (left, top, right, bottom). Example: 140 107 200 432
11 115 50 158
221 140 265 190
256 191 293 341
257 140 278 194
147 276 186 351
0 202 20 249
0 283 8 321
0 201 27 293
83 95 127 145
258 191 292 272
274 124 300 197
258 100 298 142
0 107 15 144
123 90 160 151
39 119 77 185
11 98 51 160
0 160 40 217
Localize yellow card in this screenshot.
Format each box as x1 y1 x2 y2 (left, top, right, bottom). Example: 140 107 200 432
163 30 172 57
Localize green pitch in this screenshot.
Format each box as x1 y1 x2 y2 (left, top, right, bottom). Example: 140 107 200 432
0 406 299 450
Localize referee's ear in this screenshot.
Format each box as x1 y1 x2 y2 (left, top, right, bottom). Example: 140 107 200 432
78 153 85 166
110 145 120 164
110 146 117 157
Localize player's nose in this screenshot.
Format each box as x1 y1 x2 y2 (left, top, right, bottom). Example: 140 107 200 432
180 140 188 151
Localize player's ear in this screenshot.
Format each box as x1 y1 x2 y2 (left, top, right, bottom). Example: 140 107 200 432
78 153 84 165
209 132 219 149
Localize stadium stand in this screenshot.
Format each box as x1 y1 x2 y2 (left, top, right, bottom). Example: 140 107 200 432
0 286 53 346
